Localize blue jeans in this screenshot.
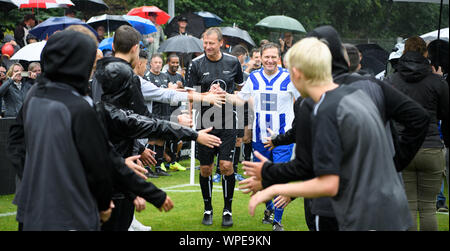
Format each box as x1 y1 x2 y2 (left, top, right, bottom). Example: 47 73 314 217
437 180 446 204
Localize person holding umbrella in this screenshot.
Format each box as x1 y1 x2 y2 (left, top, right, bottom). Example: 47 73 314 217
14 14 37 48
143 12 166 58
168 16 191 38
279 31 293 62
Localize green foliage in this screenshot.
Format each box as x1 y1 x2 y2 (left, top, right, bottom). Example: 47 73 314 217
2 0 449 48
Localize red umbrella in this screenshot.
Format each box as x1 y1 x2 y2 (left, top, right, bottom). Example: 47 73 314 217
16 0 74 9
127 6 170 25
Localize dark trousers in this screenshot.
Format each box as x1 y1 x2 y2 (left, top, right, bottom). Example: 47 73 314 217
314 215 339 231
101 197 135 231
304 198 315 231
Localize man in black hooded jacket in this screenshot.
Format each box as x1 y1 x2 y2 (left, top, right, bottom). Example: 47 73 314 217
7 30 115 231
240 25 430 231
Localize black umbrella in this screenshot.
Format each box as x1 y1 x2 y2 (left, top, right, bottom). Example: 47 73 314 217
164 12 206 39
0 0 19 12
87 14 131 35
70 0 108 12
356 44 389 75
221 26 256 48
158 35 203 54
427 39 449 73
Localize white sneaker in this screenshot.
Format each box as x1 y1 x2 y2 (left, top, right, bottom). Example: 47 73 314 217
130 217 152 231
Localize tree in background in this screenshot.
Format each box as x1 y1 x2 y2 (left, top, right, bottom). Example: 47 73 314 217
1 0 448 48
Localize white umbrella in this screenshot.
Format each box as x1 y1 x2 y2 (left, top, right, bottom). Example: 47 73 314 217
11 41 46 61
420 27 449 41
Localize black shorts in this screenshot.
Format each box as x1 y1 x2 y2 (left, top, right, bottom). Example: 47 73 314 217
196 129 237 166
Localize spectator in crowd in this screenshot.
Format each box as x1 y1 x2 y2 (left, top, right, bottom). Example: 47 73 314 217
65 9 76 18
169 16 191 38
14 14 36 48
343 43 362 73
386 36 449 231
25 34 38 45
96 25 106 43
0 63 32 117
279 32 293 63
260 39 270 47
0 64 6 85
244 48 262 74
143 12 166 58
0 64 6 117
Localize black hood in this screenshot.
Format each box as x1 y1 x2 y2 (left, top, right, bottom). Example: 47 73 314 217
40 30 97 95
94 56 134 97
306 25 349 77
397 51 432 82
94 56 150 116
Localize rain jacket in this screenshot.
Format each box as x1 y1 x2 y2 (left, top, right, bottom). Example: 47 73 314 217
387 51 449 148
9 30 114 231
94 56 151 117
0 78 32 117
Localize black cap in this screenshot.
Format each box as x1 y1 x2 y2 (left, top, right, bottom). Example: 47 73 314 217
179 16 188 22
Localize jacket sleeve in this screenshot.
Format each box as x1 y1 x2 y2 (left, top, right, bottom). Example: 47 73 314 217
261 158 315 189
380 79 431 171
0 78 12 96
95 103 167 208
140 77 188 104
72 106 114 212
108 145 167 208
106 103 198 142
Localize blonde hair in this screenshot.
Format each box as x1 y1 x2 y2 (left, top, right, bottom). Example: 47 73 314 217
285 37 333 86
6 63 23 78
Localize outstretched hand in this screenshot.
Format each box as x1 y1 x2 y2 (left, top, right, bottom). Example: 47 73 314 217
248 188 276 217
242 151 268 180
125 155 148 180
140 148 157 167
203 92 227 108
263 128 276 151
197 127 222 148
239 176 263 196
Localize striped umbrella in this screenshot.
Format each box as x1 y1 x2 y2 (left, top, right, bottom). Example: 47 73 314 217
16 0 74 9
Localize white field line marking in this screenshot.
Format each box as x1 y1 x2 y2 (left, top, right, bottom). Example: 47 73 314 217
160 183 240 192
0 212 16 217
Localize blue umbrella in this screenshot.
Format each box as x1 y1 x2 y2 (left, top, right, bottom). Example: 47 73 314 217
30 16 98 41
98 37 144 52
98 37 113 51
194 11 224 27
122 15 157 35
